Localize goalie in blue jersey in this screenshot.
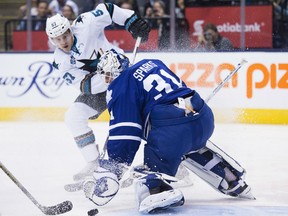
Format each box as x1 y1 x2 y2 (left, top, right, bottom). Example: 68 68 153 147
83 49 255 213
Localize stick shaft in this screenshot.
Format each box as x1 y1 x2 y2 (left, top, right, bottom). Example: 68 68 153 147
131 37 142 64
0 161 73 215
204 59 247 103
0 161 41 208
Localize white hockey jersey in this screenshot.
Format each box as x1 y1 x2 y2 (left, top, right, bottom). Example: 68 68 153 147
52 3 134 94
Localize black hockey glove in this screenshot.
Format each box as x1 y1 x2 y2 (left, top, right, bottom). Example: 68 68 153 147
125 14 151 42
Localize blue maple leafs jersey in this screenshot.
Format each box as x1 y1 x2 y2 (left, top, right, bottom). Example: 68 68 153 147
106 59 194 164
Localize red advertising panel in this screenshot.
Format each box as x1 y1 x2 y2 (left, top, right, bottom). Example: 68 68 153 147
13 31 49 51
104 29 158 51
185 5 273 48
12 29 158 51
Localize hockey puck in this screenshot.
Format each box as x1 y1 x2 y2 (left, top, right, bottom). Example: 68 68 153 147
87 208 99 216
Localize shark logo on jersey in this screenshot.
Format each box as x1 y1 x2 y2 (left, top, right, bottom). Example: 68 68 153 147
78 59 99 72
75 15 84 24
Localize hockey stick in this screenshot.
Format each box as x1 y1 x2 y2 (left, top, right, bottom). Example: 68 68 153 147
204 59 248 103
99 37 142 160
131 36 142 64
119 59 248 188
0 161 73 215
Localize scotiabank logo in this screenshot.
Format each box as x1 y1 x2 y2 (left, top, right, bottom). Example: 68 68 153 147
193 20 263 36
218 22 262 33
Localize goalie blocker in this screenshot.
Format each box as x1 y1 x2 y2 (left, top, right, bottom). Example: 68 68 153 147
182 140 255 200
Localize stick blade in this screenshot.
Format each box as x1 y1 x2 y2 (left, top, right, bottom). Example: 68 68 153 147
41 200 73 215
240 59 248 66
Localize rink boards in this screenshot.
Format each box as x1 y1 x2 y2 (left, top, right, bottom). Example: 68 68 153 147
0 52 287 124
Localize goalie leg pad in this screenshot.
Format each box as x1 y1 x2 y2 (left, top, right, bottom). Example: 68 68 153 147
182 140 255 199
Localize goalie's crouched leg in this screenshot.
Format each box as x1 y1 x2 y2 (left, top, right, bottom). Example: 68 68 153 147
182 140 255 200
83 167 120 206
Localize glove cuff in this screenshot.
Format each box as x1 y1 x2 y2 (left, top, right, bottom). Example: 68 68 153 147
124 13 138 31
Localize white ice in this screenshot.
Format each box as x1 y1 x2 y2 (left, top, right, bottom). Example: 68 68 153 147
0 121 288 216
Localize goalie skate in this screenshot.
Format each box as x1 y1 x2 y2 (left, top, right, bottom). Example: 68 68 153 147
135 172 185 214
139 189 185 214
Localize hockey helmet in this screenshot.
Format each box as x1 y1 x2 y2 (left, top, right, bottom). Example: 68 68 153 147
46 14 71 38
97 49 130 84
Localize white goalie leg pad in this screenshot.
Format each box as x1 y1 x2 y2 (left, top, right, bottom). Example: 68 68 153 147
206 140 244 174
182 140 255 199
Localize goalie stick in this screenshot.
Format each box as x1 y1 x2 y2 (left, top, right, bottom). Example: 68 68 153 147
0 161 73 215
204 59 248 103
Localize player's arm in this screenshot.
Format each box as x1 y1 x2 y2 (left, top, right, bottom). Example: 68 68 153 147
53 56 106 94
101 3 151 42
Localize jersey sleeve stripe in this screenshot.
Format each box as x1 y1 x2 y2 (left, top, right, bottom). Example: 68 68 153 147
108 135 141 141
109 122 142 130
104 3 114 18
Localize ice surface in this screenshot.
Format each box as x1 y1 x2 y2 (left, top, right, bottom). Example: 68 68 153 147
0 122 287 216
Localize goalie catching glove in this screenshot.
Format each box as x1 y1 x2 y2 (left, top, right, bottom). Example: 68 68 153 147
83 159 128 206
83 167 119 206
125 14 151 42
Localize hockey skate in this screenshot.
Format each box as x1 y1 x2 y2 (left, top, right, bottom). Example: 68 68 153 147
135 173 185 214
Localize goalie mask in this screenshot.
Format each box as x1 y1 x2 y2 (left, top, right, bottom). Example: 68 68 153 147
97 49 130 85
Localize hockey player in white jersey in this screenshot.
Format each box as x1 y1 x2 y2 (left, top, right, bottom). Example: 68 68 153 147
45 3 150 181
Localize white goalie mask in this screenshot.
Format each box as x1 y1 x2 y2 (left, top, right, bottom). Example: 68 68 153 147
46 14 71 38
97 49 130 85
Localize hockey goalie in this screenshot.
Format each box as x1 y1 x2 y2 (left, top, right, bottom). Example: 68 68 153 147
78 50 255 213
